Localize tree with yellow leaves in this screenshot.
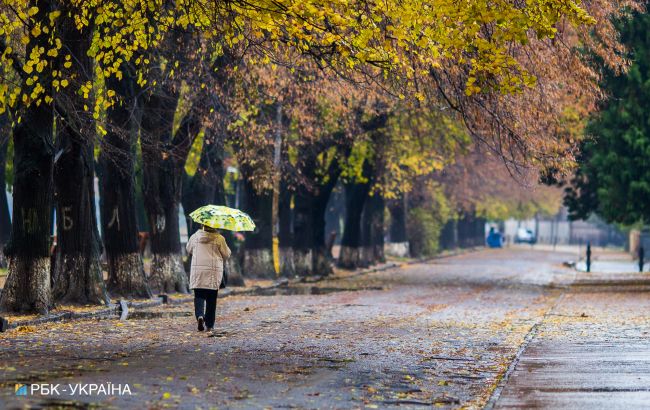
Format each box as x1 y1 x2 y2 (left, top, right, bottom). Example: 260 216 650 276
0 0 639 312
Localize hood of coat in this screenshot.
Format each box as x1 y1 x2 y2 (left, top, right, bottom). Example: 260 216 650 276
196 229 223 244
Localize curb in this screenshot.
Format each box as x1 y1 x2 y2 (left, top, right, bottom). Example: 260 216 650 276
324 246 484 282
1 298 165 332
483 292 567 409
0 278 294 332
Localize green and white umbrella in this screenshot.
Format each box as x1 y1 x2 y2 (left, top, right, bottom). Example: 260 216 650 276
189 205 256 232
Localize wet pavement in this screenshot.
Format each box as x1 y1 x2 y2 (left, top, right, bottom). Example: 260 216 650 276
0 248 648 409
493 277 650 409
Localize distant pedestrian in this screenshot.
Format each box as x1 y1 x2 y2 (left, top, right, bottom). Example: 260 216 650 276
486 227 502 248
586 242 592 273
186 224 231 336
639 247 645 273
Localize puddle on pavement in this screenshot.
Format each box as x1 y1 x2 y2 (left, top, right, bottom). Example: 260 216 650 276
255 285 383 296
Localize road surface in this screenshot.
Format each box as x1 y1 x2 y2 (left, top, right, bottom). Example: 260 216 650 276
1 248 649 409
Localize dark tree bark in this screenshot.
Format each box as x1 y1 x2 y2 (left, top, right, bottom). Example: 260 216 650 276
338 161 372 270
1 103 54 313
311 190 337 276
292 183 313 276
241 174 274 278
140 89 195 294
284 135 346 277
53 125 109 305
368 193 385 263
278 181 295 277
386 195 409 257
360 194 385 266
389 195 408 242
99 68 152 299
0 0 55 314
439 218 459 251
359 195 373 268
292 153 317 276
337 111 387 270
0 114 10 269
310 157 342 276
52 17 109 305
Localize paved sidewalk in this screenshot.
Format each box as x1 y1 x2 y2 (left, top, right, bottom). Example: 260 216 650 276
494 272 650 409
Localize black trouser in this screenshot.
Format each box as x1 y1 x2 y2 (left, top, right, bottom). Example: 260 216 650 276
193 288 218 329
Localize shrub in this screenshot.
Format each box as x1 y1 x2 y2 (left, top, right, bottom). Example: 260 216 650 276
407 188 451 257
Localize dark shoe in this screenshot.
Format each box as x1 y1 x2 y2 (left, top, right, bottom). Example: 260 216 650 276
197 317 205 332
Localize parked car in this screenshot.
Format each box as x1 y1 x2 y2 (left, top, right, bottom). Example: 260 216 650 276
514 228 536 244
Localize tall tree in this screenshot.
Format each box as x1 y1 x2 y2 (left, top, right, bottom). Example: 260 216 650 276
0 0 638 313
361 192 385 265
289 135 346 276
140 88 196 294
565 12 650 224
240 171 275 278
52 13 109 305
0 0 55 313
99 69 152 299
339 161 372 269
387 195 409 256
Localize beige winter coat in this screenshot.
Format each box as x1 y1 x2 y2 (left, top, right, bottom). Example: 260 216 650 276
186 230 232 290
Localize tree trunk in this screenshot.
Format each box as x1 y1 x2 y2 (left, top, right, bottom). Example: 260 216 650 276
51 15 109 306
386 195 409 257
369 194 385 263
241 177 274 278
279 182 295 277
0 1 55 313
311 160 342 276
293 184 313 276
0 103 54 313
312 193 334 276
0 114 10 269
359 195 374 268
389 195 408 243
53 125 109 305
99 70 151 299
338 178 371 269
140 91 192 294
360 192 385 265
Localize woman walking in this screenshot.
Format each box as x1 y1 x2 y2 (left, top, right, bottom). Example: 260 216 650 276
186 225 231 335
